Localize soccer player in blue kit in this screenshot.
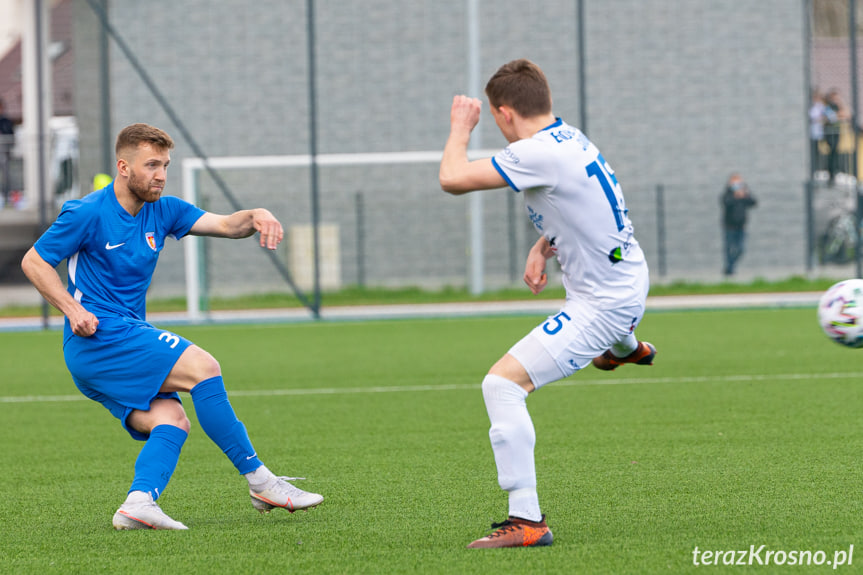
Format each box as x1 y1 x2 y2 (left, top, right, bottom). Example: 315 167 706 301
440 60 656 548
21 123 323 530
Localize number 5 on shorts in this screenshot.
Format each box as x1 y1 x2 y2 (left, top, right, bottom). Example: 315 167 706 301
543 311 571 335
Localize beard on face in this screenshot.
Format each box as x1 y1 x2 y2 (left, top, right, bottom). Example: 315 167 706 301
127 168 162 203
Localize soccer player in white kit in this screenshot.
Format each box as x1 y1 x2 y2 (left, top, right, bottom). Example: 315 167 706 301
440 59 656 548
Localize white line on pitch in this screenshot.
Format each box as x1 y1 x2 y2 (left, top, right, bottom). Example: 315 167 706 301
2 372 862 404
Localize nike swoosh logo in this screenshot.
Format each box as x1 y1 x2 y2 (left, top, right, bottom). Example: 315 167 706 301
105 242 125 250
246 453 258 460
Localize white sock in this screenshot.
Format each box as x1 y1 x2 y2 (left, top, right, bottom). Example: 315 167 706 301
481 374 542 522
124 490 152 505
509 488 542 522
610 333 638 358
244 464 275 489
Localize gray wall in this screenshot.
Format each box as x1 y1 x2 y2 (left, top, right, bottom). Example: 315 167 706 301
73 0 810 299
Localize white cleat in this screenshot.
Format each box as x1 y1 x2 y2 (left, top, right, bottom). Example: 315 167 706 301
112 490 188 530
250 476 324 514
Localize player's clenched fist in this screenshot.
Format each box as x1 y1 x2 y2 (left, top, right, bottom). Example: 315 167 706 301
69 308 99 337
450 95 482 133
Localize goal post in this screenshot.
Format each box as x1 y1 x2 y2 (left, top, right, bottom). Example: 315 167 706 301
181 149 499 320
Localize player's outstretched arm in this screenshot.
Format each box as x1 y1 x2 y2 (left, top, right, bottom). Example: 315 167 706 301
190 209 284 250
20 247 99 336
439 95 506 194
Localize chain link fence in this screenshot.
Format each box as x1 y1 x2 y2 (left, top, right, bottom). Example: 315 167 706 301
5 1 863 315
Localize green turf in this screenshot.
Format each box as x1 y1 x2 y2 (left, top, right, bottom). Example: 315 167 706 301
2 308 862 574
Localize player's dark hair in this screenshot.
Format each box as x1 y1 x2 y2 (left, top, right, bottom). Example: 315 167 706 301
485 59 552 118
115 123 174 158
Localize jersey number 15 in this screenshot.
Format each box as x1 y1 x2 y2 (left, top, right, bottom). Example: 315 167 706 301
586 154 625 232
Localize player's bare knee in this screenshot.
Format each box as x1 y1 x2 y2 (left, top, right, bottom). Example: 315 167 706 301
157 398 190 431
196 349 221 380
127 400 191 435
181 346 221 384
173 414 191 434
154 414 191 434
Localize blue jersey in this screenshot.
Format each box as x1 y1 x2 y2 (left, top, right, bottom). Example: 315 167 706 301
34 184 204 331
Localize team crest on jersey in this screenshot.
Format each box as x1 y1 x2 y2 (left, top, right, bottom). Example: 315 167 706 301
145 232 156 251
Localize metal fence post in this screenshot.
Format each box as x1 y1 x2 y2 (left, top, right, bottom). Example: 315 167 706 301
656 183 667 277
805 179 815 271
355 191 365 288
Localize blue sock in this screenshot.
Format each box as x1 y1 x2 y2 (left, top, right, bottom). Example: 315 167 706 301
190 376 262 475
129 424 188 501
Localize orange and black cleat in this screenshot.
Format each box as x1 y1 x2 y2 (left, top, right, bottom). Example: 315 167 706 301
467 515 554 549
592 341 656 371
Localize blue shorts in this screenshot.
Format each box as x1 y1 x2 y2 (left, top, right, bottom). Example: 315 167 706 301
63 315 193 440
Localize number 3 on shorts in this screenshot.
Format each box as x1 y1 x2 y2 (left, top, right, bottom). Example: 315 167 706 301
543 311 571 335
158 331 180 349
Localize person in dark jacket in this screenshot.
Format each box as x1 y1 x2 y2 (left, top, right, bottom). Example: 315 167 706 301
721 173 757 275
0 98 14 206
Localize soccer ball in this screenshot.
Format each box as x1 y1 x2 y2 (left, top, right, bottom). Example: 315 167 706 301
818 279 863 348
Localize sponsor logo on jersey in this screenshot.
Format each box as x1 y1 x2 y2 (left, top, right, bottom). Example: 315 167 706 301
608 246 623 264
550 128 577 143
528 206 544 230
146 232 156 251
502 147 520 164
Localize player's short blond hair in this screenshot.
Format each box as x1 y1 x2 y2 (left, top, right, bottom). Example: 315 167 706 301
485 59 552 118
115 123 174 159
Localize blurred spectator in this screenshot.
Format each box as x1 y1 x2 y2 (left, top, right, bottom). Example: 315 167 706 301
823 88 847 184
0 98 14 207
809 89 826 177
721 173 757 276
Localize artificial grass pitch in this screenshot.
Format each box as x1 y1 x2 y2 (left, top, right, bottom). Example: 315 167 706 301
1 308 861 574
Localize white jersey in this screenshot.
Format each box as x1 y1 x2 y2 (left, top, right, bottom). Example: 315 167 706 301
492 118 648 308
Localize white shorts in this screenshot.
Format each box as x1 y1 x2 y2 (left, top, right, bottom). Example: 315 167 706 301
508 299 646 389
